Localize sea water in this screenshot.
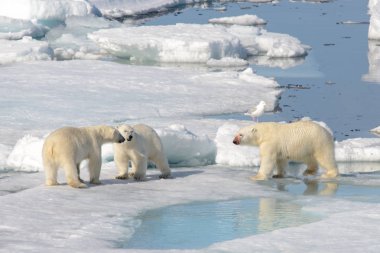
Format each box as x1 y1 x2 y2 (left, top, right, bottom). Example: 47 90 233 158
118 197 320 250
119 173 380 250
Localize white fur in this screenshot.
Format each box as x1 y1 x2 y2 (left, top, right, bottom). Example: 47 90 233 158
42 125 125 188
233 121 339 180
114 124 171 180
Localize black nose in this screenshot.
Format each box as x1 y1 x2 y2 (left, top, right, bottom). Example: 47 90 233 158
127 135 133 141
119 136 125 143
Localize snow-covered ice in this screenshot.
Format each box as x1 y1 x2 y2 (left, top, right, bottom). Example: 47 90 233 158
0 60 281 162
0 0 100 22
368 0 380 40
209 14 267 26
89 23 309 64
0 36 53 65
363 39 380 83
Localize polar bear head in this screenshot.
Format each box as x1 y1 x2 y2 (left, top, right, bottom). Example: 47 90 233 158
233 125 260 146
117 125 134 142
91 125 125 144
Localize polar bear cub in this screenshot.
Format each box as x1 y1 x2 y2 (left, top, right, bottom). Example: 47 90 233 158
42 125 125 188
233 120 339 180
114 124 171 180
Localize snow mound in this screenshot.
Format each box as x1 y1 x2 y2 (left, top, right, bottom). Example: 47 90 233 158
0 0 101 22
5 125 216 172
335 138 380 162
89 23 309 64
6 135 43 172
157 124 216 167
0 37 53 65
209 14 267 26
215 123 260 167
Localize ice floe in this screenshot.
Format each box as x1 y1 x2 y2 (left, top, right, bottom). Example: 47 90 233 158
0 0 100 22
209 14 267 26
89 23 309 64
369 0 380 40
46 15 121 60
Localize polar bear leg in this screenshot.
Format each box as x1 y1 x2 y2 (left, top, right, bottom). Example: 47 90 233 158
303 159 318 176
273 159 287 178
154 154 171 179
65 161 87 188
44 161 59 186
77 164 85 183
115 157 129 180
315 153 338 179
252 155 276 180
89 155 102 185
131 155 147 181
129 160 137 178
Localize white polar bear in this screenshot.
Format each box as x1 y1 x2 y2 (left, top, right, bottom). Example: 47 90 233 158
114 124 171 180
42 125 125 188
233 120 339 180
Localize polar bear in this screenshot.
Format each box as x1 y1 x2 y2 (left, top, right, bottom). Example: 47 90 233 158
114 124 171 180
42 125 125 188
233 120 339 180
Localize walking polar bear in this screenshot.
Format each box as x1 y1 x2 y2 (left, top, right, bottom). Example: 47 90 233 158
114 124 171 180
42 125 125 188
233 120 339 180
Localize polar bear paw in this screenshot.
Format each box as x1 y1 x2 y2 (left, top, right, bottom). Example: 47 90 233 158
250 174 268 181
115 174 129 180
45 180 59 186
68 180 87 188
321 171 338 179
90 179 102 185
159 173 171 179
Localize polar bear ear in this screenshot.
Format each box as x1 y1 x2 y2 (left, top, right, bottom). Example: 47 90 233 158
251 128 257 133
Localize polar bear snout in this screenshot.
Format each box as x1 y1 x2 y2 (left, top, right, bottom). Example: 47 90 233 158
127 135 133 141
118 135 126 143
115 132 125 143
233 135 241 145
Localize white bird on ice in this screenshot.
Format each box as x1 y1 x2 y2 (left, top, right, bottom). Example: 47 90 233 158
245 100 266 122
